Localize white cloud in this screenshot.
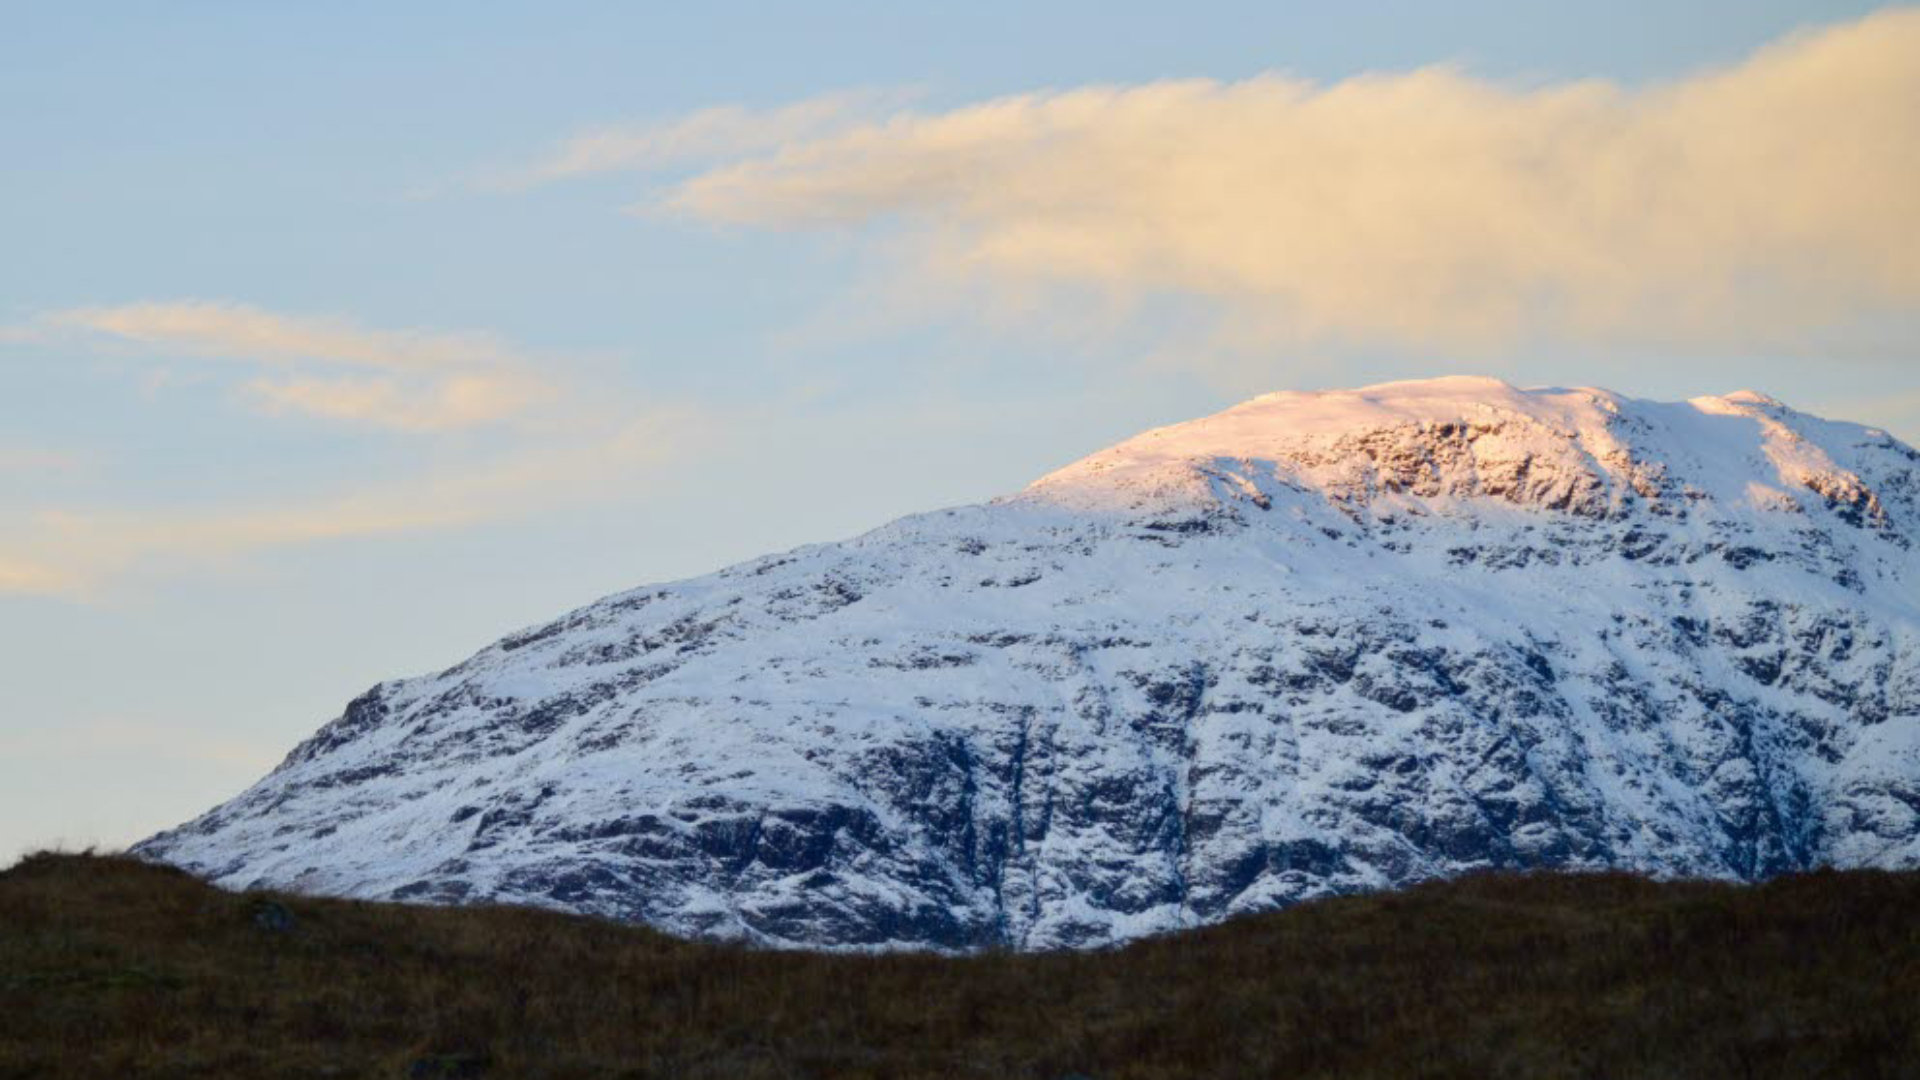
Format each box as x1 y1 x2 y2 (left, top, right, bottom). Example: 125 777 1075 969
649 8 1920 358
0 557 76 597
242 371 550 432
34 300 553 431
496 89 909 190
47 301 525 372
0 407 707 599
0 301 709 596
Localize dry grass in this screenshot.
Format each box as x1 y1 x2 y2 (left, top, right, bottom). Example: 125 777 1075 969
1 852 1914 1079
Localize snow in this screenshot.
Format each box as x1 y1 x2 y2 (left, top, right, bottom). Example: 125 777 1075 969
139 377 1920 951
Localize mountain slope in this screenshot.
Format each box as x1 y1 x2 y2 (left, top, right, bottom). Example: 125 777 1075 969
139 377 1920 949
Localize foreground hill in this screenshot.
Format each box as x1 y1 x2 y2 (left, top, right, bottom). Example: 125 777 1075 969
1 854 1914 1079
141 377 1920 948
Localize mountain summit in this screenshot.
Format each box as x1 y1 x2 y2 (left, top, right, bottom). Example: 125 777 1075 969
140 378 1920 949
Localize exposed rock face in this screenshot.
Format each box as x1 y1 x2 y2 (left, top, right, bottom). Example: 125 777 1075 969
138 377 1920 949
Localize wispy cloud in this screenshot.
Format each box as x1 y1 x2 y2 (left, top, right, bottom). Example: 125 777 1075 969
29 301 554 432
636 8 1920 360
491 89 910 191
45 301 526 372
0 448 87 475
241 372 549 432
0 300 709 597
0 407 706 599
0 557 77 597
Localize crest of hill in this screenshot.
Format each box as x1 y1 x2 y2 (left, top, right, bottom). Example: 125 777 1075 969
1020 376 1910 534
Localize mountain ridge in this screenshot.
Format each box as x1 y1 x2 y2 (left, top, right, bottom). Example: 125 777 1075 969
138 377 1920 949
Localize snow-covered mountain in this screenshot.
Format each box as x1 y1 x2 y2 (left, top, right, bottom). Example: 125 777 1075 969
139 377 1920 949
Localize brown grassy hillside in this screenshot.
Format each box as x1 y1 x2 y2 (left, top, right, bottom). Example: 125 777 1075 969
1 852 1915 1079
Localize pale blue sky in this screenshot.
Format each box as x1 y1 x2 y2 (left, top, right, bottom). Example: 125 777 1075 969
2 1 1912 858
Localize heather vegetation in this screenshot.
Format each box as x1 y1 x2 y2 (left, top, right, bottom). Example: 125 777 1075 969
1 852 1913 1079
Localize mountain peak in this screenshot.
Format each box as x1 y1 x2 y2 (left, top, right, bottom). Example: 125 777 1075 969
139 379 1920 951
1022 377 1629 505
1016 379 1899 536
1712 389 1785 407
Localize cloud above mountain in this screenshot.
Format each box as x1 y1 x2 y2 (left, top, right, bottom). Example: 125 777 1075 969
40 302 551 432
0 301 704 597
615 8 1920 358
501 88 909 190
0 410 696 599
